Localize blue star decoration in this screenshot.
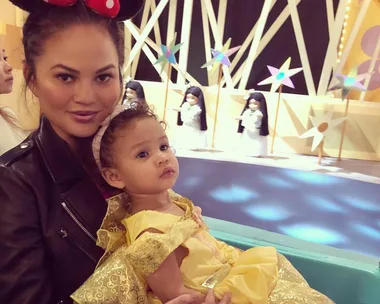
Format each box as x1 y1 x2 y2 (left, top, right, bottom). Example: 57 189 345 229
155 34 183 74
201 38 241 73
328 66 373 100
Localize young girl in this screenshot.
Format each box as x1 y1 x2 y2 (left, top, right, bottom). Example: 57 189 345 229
72 104 334 304
236 91 269 157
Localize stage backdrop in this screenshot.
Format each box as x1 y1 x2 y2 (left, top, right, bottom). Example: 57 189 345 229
142 81 380 161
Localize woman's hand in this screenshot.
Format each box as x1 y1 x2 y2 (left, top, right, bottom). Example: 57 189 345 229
166 290 231 304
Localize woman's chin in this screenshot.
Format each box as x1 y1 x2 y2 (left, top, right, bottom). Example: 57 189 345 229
69 126 99 139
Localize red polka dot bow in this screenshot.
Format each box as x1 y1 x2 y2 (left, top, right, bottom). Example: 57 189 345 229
44 0 120 18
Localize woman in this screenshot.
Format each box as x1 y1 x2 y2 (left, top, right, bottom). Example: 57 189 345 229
0 47 25 155
0 1 230 304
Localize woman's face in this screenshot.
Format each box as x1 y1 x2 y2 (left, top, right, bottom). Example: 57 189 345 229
29 24 121 146
0 48 13 94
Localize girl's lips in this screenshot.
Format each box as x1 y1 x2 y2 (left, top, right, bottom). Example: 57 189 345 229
160 168 175 178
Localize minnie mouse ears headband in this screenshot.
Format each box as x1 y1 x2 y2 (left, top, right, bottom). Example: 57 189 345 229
9 0 144 20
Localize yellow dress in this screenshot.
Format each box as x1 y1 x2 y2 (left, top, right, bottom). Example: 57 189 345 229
72 191 334 304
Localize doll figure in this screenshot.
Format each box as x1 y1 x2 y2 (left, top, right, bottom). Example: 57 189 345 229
174 86 208 149
122 80 147 107
236 92 269 157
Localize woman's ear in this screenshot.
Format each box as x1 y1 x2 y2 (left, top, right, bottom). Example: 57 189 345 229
23 63 38 97
102 168 126 189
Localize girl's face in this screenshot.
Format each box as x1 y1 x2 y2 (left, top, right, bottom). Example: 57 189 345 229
103 116 179 195
29 24 121 147
248 99 260 110
186 93 198 105
0 48 13 94
125 87 137 101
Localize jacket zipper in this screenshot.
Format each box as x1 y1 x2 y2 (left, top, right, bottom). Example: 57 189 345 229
59 228 97 264
61 202 97 243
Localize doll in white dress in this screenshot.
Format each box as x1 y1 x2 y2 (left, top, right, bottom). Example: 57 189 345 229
122 80 147 108
236 92 269 157
174 86 208 149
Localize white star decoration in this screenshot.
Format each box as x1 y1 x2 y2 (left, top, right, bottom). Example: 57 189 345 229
300 112 347 151
257 57 303 93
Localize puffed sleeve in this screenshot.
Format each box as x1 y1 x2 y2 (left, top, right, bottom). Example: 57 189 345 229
0 166 53 304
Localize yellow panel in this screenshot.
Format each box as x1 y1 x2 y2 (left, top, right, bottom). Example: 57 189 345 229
343 0 380 102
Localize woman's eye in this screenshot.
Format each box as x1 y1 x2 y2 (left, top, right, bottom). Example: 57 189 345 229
97 74 112 82
160 144 169 151
137 151 148 158
57 74 74 83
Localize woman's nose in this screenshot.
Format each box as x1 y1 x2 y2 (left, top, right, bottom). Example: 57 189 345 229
74 82 95 104
5 61 12 73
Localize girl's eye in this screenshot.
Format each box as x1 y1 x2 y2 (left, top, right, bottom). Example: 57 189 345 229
57 74 74 83
97 74 112 82
160 144 169 151
137 151 148 158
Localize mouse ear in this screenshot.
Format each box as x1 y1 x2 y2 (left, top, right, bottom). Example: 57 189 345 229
115 0 144 21
9 0 144 20
9 0 47 12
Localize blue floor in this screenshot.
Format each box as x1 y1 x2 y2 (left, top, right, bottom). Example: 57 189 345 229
173 157 380 258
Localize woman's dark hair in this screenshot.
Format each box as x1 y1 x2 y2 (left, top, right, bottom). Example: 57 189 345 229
99 104 161 168
177 86 208 131
22 2 125 89
237 92 269 136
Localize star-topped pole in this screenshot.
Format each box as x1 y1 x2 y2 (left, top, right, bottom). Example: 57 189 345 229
155 33 183 121
202 38 241 148
328 66 372 100
257 57 303 93
328 66 373 161
257 57 303 154
201 38 241 72
299 112 347 165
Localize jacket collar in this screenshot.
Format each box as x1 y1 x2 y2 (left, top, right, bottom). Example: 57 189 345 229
35 116 86 184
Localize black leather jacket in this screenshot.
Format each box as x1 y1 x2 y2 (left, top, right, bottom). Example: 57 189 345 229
0 117 107 304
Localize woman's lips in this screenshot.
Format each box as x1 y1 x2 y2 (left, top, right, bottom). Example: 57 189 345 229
69 111 99 123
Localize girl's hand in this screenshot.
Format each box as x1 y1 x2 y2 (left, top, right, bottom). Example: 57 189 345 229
205 289 231 304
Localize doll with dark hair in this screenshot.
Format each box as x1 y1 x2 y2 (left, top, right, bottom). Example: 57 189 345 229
173 86 208 149
122 80 147 107
236 91 269 157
